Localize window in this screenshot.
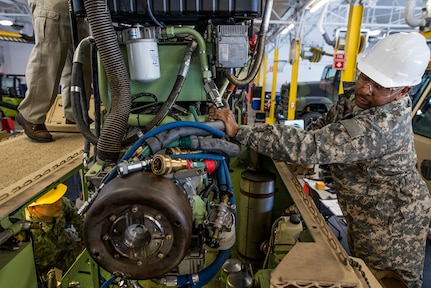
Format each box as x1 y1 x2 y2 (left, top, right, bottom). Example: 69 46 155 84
413 93 431 138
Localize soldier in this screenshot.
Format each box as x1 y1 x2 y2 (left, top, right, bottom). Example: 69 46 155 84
209 32 431 288
26 183 84 281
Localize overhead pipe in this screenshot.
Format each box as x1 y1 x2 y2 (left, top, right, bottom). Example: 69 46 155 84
317 3 336 47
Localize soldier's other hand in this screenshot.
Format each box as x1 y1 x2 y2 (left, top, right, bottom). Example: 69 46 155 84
208 106 239 138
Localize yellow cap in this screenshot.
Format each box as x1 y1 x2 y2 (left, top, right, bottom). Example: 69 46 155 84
28 183 67 207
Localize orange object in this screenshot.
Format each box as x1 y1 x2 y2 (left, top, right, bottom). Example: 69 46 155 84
315 181 326 190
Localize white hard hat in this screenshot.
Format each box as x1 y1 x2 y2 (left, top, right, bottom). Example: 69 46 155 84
357 32 430 88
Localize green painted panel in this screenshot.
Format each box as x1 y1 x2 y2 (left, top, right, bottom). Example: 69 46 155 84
123 43 207 102
0 242 38 288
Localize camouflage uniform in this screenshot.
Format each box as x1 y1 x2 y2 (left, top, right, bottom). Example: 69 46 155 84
235 83 431 288
26 197 84 275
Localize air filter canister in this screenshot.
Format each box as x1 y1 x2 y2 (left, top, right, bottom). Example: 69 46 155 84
125 27 160 82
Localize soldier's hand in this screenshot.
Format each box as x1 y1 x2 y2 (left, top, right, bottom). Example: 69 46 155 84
208 106 239 138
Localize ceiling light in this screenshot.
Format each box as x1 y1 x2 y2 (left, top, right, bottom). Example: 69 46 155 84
0 19 13 26
281 23 295 35
308 0 330 14
368 29 381 37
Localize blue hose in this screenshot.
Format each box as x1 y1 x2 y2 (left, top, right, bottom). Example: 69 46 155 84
100 275 117 288
121 121 225 162
100 122 225 186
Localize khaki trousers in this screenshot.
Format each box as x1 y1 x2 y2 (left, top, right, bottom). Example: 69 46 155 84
18 0 91 124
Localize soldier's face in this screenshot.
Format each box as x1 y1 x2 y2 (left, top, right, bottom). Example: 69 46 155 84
354 73 410 109
32 199 63 221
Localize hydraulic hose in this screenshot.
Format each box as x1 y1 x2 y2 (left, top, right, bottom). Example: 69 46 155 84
141 40 198 133
71 36 98 145
225 0 273 86
120 40 198 147
83 0 132 164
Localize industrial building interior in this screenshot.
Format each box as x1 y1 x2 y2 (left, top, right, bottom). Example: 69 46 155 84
0 1 431 288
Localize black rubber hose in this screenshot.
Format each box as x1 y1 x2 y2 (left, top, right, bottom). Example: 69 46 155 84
71 61 98 144
141 40 198 133
83 0 131 164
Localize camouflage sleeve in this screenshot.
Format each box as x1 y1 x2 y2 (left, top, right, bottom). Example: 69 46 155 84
61 198 84 238
234 117 390 165
307 82 355 131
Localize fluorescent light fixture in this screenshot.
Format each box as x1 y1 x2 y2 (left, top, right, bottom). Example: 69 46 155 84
368 29 381 37
307 0 330 14
281 23 295 35
0 19 13 26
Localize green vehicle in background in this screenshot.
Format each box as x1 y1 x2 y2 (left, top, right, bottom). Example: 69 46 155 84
0 74 25 118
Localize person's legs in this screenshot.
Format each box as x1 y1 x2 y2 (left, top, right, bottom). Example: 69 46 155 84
18 0 71 141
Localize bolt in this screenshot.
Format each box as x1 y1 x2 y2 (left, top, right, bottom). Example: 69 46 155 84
155 215 162 221
137 261 143 266
102 235 109 241
131 206 138 213
157 253 164 259
109 215 116 221
166 234 172 240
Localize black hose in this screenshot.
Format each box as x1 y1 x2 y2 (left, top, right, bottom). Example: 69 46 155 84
138 40 197 136
71 61 98 144
83 0 131 164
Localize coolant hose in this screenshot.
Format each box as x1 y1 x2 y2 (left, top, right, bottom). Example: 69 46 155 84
121 121 225 162
144 121 226 153
177 249 232 288
83 0 131 164
100 275 117 288
100 121 226 186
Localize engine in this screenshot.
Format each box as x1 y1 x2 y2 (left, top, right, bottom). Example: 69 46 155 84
68 0 273 285
83 122 243 284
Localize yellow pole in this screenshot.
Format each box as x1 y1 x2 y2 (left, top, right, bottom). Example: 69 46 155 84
288 38 301 120
260 55 268 111
339 3 363 94
266 47 279 124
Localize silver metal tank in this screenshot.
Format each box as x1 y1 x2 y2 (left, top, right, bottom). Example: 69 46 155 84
237 170 275 261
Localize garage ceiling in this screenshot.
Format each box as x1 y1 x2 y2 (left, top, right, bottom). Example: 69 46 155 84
0 0 425 47
263 0 424 50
